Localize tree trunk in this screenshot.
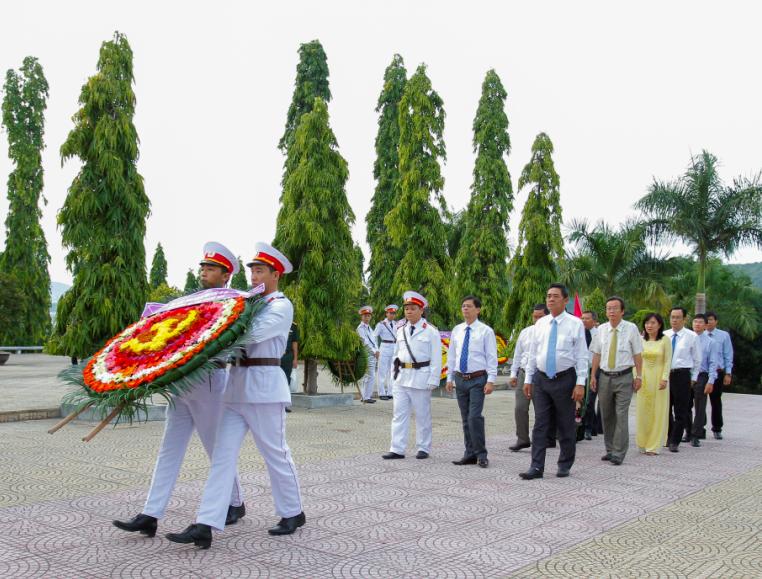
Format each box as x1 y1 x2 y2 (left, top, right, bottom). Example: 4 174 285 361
305 358 319 395
695 292 707 315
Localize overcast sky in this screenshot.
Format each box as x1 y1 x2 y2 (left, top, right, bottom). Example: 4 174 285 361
1 1 761 288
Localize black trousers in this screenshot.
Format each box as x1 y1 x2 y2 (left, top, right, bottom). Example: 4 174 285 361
530 369 577 472
584 369 603 435
668 368 692 446
455 374 488 460
691 372 709 438
710 370 725 433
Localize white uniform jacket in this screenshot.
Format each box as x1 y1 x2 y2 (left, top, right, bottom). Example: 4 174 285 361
224 291 294 404
357 322 379 355
374 320 398 351
392 320 442 390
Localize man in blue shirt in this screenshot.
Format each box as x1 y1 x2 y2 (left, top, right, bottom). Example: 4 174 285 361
690 314 718 447
705 311 734 440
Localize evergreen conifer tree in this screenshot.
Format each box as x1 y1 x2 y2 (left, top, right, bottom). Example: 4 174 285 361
386 64 451 327
149 243 168 289
367 54 406 313
454 69 513 332
504 132 563 345
183 269 198 294
274 98 361 394
49 32 150 358
0 56 51 345
231 258 248 290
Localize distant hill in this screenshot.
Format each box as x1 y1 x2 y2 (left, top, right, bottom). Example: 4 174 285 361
50 281 70 319
729 262 762 290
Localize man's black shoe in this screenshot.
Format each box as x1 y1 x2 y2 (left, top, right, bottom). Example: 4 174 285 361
601 453 613 461
509 442 530 452
285 407 292 413
225 503 246 526
713 431 723 440
113 514 157 537
691 438 701 447
166 524 212 549
416 451 429 459
452 457 478 465
268 512 306 536
609 456 623 465
584 431 592 441
668 444 679 452
363 399 377 404
382 452 405 459
556 467 571 477
478 458 489 468
519 468 544 480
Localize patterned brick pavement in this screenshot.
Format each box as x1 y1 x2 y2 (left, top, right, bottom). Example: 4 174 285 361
0 391 760 577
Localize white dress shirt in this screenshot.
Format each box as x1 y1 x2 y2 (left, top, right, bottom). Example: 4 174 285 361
664 327 702 382
510 325 534 378
357 322 378 354
525 311 588 384
590 320 643 372
393 320 442 390
446 319 498 382
587 326 598 365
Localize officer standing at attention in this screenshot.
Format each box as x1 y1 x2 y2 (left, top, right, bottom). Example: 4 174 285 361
166 243 304 549
113 242 245 538
357 306 380 403
374 304 399 400
382 291 442 460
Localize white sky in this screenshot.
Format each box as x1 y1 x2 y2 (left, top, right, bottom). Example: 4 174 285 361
1 1 761 288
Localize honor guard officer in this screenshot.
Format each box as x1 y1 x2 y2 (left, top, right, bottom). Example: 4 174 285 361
357 306 379 403
114 242 245 539
382 291 442 460
167 243 304 549
374 304 399 400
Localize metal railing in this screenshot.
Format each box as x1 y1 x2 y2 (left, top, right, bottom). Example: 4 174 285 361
0 346 44 354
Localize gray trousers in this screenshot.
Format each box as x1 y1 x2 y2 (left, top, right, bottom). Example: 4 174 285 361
691 372 709 438
598 372 634 460
455 373 488 460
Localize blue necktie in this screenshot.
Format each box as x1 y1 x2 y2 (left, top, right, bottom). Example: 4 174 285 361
546 319 558 378
460 326 471 373
671 333 677 360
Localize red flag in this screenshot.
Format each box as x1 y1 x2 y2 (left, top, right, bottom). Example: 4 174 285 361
573 292 582 318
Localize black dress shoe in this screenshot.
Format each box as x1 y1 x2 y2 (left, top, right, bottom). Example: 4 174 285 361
609 456 623 465
668 444 679 453
364 399 376 404
509 442 530 452
713 431 723 440
285 407 292 413
166 524 212 549
268 512 306 536
478 458 489 468
584 431 592 441
556 467 570 477
416 451 429 459
382 452 405 459
113 514 157 537
225 503 246 526
519 468 544 480
601 453 613 461
452 457 478 465
691 438 701 447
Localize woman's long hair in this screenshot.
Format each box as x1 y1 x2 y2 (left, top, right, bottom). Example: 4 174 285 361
641 312 665 341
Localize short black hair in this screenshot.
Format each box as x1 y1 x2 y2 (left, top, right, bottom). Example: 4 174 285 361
606 296 626 311
461 295 482 308
642 312 665 341
533 303 550 315
706 311 718 321
547 283 569 298
670 306 687 318
582 310 598 321
693 313 708 322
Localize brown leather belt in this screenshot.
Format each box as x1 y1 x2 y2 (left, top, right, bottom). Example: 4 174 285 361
233 357 281 367
455 370 488 381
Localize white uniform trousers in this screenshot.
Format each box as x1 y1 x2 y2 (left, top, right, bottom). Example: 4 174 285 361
361 353 377 400
196 402 303 531
389 386 433 455
377 348 395 397
143 396 243 519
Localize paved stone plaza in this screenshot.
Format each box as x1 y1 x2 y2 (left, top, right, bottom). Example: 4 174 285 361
1 356 761 577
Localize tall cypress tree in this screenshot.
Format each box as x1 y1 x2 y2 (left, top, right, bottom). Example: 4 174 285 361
367 54 407 313
231 257 248 290
504 132 563 346
0 56 50 345
50 32 150 358
183 269 199 294
386 64 451 327
454 69 513 333
149 243 168 289
274 98 361 394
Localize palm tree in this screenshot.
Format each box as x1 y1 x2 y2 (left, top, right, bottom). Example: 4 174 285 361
636 150 762 313
563 219 676 312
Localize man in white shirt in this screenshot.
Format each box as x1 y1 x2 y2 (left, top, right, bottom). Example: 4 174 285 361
520 284 588 480
509 304 551 452
166 243 304 549
374 304 399 400
663 307 702 453
382 291 442 460
590 296 643 465
446 296 498 468
706 311 734 440
357 306 380 403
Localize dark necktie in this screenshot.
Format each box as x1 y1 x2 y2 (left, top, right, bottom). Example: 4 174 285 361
459 326 471 373
410 325 415 335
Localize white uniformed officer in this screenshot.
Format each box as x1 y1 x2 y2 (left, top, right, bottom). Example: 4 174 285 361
357 306 379 403
382 291 442 460
113 242 245 538
374 304 398 400
167 243 304 549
